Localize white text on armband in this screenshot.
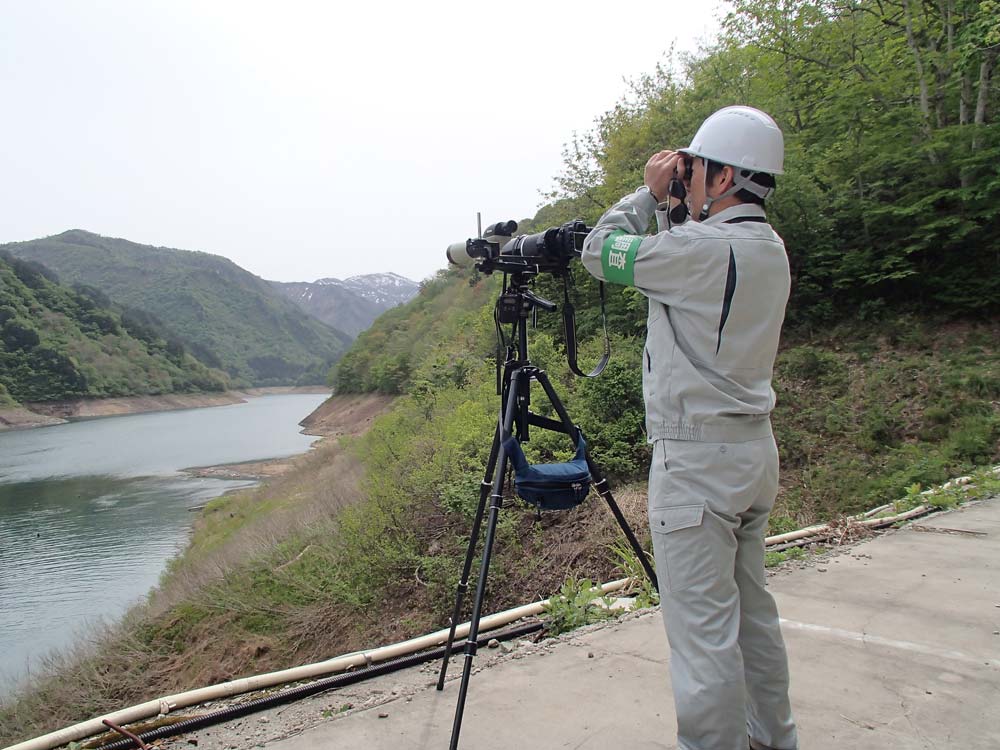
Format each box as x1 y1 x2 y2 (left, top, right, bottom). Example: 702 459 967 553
601 231 641 285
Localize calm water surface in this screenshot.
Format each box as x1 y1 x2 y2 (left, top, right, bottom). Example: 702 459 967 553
0 393 328 696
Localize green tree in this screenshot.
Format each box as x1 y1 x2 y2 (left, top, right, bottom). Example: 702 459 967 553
2 319 40 350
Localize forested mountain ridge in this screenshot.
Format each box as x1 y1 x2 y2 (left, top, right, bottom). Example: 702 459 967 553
269 272 418 338
2 230 353 386
0 252 228 403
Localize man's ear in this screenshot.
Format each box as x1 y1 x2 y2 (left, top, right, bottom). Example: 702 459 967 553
707 164 734 197
718 165 735 193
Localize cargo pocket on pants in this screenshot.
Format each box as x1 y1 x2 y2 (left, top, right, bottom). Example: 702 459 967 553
650 503 715 593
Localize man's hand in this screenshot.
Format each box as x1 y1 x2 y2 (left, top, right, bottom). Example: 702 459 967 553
644 150 685 203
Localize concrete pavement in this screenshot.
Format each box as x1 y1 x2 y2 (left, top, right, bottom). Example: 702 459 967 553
197 498 1000 749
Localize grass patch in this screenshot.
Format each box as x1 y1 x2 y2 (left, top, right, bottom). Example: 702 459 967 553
894 466 1000 512
542 578 618 636
765 546 809 568
772 317 999 522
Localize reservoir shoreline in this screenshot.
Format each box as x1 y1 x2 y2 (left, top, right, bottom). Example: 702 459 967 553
0 391 336 698
179 392 394 481
0 386 331 432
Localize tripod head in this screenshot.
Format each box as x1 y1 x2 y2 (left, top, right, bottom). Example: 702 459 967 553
491 260 610 389
496 274 557 325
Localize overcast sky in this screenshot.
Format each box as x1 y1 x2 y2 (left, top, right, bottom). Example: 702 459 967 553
1 1 723 283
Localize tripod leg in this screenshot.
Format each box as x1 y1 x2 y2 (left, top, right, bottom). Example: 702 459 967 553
436 426 501 690
588 463 658 590
447 369 523 750
533 370 658 590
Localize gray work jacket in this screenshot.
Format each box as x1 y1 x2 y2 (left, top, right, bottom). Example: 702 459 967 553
581 189 790 443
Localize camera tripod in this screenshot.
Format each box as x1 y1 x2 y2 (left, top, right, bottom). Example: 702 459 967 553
435 270 658 750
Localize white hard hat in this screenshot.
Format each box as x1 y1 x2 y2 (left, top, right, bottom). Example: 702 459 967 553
680 105 785 175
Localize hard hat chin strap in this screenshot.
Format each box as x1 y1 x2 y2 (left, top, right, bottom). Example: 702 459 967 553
695 164 775 221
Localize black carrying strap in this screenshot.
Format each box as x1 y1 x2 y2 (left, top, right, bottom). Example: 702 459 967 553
563 275 610 378
493 278 508 396
666 179 690 228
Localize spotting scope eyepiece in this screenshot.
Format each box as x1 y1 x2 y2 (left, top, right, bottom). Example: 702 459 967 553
484 220 518 240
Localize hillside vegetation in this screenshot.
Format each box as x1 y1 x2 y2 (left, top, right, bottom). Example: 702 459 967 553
336 269 998 519
2 230 352 386
330 270 499 394
0 252 228 402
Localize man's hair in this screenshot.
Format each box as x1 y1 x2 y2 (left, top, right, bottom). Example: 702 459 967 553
705 160 776 206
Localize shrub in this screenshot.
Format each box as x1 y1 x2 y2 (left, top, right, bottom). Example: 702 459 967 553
542 577 617 636
778 346 847 389
946 415 1000 464
2 318 40 350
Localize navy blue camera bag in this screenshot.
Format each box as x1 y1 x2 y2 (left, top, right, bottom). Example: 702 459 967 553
501 432 591 510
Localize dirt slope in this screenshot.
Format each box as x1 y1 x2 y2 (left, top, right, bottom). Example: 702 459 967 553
299 393 396 437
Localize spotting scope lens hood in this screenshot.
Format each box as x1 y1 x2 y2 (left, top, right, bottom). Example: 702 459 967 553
446 219 519 267
446 240 476 267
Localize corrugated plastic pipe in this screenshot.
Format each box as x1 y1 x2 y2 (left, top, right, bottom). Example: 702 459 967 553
7 579 632 750
763 504 932 546
762 467 999 549
94 620 545 750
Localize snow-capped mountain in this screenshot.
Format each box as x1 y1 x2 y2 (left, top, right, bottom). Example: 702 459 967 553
314 272 419 308
269 272 419 338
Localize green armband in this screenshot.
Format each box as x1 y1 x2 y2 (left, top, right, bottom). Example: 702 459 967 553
600 230 642 286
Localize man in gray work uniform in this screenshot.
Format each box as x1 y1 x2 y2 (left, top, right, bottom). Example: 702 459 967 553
581 106 798 750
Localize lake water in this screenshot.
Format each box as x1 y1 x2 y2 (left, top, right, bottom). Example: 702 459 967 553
0 392 328 697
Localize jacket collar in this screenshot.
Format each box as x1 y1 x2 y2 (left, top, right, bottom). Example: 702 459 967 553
701 203 767 226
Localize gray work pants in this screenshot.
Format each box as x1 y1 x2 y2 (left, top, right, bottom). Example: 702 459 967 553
648 436 798 750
